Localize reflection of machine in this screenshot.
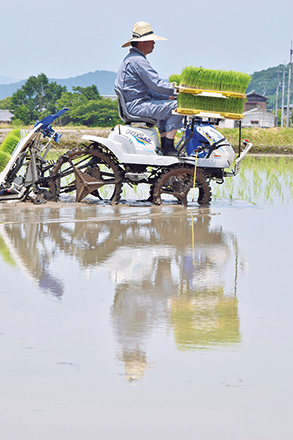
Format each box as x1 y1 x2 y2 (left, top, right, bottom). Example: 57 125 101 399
106 246 176 285
0 222 64 297
0 206 246 381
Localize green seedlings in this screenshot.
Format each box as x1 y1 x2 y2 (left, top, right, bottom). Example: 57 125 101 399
0 129 22 171
170 67 250 115
180 67 251 93
177 94 245 115
169 74 181 86
211 156 293 204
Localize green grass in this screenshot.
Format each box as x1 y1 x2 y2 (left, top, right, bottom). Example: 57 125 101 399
174 127 293 154
220 127 293 148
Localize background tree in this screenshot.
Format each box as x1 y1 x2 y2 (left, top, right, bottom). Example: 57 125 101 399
9 73 66 123
0 96 13 110
0 76 120 127
56 85 120 127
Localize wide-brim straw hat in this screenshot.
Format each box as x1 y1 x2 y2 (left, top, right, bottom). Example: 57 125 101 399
122 21 166 48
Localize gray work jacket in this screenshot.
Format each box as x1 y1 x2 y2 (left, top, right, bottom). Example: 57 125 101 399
115 47 175 104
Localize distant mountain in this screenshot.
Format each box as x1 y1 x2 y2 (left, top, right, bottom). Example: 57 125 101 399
50 70 117 95
0 70 117 100
0 75 19 84
0 80 26 100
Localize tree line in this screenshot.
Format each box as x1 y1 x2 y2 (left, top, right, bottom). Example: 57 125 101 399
247 64 292 111
0 73 121 127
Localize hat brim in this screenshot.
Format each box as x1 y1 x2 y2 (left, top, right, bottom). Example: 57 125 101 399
122 34 166 48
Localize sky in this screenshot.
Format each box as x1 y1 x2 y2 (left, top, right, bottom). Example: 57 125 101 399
1 0 293 82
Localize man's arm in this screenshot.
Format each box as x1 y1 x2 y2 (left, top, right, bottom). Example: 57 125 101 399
134 57 175 97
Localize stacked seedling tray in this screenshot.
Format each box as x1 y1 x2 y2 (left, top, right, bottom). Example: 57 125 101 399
0 129 22 172
171 67 250 120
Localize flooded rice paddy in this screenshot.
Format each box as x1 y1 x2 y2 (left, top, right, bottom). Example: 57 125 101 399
0 156 292 439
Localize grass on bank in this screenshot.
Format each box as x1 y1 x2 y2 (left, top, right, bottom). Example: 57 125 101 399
1 125 293 154
218 127 293 151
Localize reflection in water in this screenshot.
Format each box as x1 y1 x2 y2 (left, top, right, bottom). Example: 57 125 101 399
172 289 240 350
0 205 245 381
0 221 64 297
107 211 242 380
173 215 241 351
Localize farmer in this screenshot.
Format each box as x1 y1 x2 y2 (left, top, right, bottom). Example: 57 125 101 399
115 21 183 156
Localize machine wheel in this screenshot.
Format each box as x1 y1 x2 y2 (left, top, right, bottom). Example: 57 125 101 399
49 145 123 203
152 165 211 206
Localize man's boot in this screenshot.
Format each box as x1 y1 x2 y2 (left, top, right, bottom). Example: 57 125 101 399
162 137 177 156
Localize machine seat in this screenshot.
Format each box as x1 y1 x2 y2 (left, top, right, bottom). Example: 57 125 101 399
114 87 157 128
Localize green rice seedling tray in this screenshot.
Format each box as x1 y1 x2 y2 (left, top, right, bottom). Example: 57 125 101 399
179 67 251 94
0 129 22 172
176 91 246 117
174 108 244 120
172 66 250 118
176 85 246 99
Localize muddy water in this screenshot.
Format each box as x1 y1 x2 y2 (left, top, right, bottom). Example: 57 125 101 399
0 158 292 439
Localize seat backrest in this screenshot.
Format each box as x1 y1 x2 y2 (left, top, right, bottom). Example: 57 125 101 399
114 87 157 127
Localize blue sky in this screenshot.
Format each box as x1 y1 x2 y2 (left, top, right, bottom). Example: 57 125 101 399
1 0 292 82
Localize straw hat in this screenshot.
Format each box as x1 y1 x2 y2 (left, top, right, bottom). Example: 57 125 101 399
122 21 166 48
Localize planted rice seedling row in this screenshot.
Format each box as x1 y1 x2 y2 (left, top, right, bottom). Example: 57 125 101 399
211 156 293 204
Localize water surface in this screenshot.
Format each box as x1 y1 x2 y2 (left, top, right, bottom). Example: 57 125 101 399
0 157 292 439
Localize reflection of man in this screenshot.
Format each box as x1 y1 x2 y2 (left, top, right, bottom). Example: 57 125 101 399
111 256 178 381
115 21 183 156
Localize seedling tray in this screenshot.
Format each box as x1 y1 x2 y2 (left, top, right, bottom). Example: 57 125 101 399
176 85 246 99
173 108 244 120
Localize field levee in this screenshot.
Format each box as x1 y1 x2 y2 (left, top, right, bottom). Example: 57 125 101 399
0 126 293 154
